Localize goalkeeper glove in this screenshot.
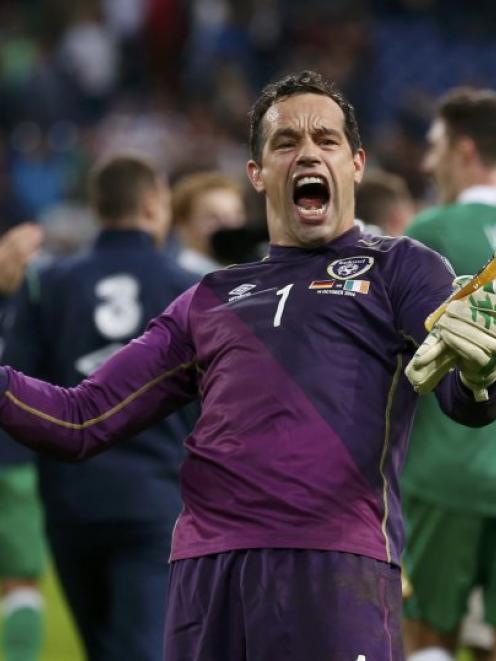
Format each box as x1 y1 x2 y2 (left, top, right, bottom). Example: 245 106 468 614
405 329 456 395
405 275 473 395
437 280 496 401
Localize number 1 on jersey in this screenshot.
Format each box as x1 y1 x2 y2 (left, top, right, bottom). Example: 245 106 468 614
273 284 294 327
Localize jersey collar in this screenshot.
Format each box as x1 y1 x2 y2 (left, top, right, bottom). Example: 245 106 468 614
458 186 496 207
95 229 156 249
267 225 361 261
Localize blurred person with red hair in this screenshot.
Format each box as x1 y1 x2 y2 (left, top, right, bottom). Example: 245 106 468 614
170 170 247 275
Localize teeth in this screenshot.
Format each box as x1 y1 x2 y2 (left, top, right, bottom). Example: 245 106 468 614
297 206 326 216
295 176 326 189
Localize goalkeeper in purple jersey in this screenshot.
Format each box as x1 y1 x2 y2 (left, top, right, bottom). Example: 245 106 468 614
0 71 495 661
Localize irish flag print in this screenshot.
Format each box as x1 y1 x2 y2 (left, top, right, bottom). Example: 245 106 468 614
344 279 370 294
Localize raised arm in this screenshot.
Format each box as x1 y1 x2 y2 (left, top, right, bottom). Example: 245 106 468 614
408 279 496 426
393 238 496 425
0 287 199 460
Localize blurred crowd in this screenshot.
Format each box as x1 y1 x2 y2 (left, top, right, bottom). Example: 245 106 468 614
1 0 496 250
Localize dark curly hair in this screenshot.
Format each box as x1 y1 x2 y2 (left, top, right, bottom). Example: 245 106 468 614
249 70 362 163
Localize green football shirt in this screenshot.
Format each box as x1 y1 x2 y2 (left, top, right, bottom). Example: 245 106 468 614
401 192 496 514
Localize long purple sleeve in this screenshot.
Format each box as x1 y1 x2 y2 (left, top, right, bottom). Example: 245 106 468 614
0 287 199 460
436 370 496 427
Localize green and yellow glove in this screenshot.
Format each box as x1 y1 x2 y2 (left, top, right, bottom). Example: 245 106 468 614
436 280 496 401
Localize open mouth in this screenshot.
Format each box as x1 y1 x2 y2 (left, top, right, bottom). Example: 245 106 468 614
293 175 330 219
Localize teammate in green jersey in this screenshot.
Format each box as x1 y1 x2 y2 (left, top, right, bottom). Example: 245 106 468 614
402 88 496 661
0 223 45 661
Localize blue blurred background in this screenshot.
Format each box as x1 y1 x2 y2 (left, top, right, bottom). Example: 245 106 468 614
2 0 496 236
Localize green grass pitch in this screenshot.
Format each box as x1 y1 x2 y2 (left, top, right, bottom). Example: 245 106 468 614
40 565 83 661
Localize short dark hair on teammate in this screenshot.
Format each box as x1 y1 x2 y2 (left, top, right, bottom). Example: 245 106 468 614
249 70 361 163
89 155 161 225
438 87 496 167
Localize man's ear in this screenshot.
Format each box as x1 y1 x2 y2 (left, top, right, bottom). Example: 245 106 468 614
353 148 366 185
246 160 265 193
457 136 477 165
141 189 158 223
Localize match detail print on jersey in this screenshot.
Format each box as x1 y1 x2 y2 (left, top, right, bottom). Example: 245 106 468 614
309 279 370 295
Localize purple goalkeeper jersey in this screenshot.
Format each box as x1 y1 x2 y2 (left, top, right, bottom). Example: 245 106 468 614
0 226 493 566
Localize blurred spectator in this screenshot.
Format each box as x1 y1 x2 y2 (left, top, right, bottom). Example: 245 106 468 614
102 0 146 42
0 223 43 297
402 86 496 661
170 170 247 274
38 201 97 259
143 0 189 91
8 122 80 219
355 169 416 236
373 104 432 204
0 222 45 661
3 155 198 661
0 7 39 94
94 92 189 176
57 1 119 122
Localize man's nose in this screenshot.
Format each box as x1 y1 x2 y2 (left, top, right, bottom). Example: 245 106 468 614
296 138 322 165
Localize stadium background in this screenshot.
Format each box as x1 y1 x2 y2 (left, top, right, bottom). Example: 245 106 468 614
1 0 495 658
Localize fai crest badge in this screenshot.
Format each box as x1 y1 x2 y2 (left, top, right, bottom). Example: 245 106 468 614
327 255 374 280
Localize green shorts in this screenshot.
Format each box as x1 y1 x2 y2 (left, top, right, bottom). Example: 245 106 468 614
0 464 45 578
402 492 496 632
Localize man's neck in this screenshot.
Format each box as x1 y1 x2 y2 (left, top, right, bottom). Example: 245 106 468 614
457 167 496 196
177 227 211 258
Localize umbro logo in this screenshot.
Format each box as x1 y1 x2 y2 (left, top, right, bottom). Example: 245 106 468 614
229 283 256 296
228 283 256 302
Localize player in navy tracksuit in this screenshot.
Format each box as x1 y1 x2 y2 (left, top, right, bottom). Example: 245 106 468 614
2 157 198 661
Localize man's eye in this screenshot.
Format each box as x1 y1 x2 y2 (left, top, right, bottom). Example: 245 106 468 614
321 138 338 146
276 142 294 149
